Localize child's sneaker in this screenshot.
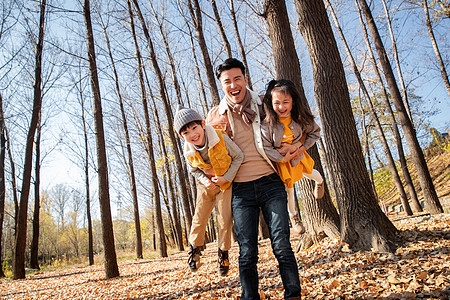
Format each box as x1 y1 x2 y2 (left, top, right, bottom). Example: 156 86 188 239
314 181 325 199
188 245 201 271
218 249 230 276
290 214 305 234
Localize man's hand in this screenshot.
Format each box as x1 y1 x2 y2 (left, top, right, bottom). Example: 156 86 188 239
211 176 229 186
278 143 298 155
290 145 306 161
205 180 216 190
204 168 215 177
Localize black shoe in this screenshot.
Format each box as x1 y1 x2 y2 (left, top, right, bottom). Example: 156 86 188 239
218 249 230 276
188 245 201 272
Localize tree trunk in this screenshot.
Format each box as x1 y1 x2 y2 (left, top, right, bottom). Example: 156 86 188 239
349 0 422 213
80 93 94 266
101 9 143 259
229 0 253 89
211 0 232 58
83 0 119 278
5 125 19 233
128 1 167 257
381 0 413 125
132 0 193 232
13 0 46 280
294 0 398 252
357 0 443 214
262 0 340 248
30 114 42 269
423 0 450 97
325 0 413 215
187 0 220 106
0 93 6 277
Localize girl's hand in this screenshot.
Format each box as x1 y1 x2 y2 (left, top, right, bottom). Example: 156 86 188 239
290 145 306 161
211 176 228 186
278 143 298 155
283 151 295 162
205 180 216 190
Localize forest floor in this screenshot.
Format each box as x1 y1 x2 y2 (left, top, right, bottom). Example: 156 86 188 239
1 214 449 299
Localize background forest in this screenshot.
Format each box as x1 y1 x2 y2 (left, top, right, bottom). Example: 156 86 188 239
0 0 448 280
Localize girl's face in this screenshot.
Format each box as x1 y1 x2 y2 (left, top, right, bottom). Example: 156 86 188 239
271 89 293 118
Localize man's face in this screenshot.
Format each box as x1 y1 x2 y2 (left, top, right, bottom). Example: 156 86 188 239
180 120 206 147
219 68 248 104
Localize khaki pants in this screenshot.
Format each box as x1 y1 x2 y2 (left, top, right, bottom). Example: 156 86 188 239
189 183 233 251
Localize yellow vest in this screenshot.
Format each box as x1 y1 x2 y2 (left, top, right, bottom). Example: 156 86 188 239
186 129 232 190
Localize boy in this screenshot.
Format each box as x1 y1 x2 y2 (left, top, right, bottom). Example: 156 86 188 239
174 105 243 276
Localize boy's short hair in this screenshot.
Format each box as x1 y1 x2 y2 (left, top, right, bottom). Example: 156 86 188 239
174 105 204 134
179 120 203 135
216 58 246 80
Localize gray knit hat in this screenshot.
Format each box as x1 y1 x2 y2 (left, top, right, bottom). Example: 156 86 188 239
174 105 204 134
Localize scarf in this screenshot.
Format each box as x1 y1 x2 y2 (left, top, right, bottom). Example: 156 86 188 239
225 89 256 126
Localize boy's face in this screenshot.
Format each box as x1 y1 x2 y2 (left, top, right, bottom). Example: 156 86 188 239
219 67 248 104
180 120 206 147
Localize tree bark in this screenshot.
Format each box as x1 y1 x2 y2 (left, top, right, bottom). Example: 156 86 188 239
30 114 41 269
294 0 398 252
101 8 143 259
357 0 443 214
423 0 450 97
83 0 119 278
13 0 46 279
128 0 167 257
262 0 340 248
132 0 193 231
0 93 6 277
187 0 220 106
211 0 232 58
325 0 413 215
229 0 253 89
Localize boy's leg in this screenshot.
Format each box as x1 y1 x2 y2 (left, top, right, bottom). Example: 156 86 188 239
216 187 233 276
189 183 220 247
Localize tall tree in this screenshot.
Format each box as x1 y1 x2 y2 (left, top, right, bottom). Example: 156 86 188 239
229 0 253 89
30 113 42 269
13 0 46 279
324 0 414 216
423 0 450 97
128 0 167 257
83 0 119 278
357 0 443 214
132 0 193 231
186 0 220 106
294 0 398 251
262 0 340 248
211 0 232 58
99 6 143 259
0 92 6 277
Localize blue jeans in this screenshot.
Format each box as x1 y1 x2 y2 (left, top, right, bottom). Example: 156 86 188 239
232 173 301 300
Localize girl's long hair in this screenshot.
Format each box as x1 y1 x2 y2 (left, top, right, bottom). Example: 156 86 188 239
263 79 314 128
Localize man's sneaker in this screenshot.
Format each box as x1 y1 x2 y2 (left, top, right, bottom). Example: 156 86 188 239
188 245 201 272
218 249 230 276
290 214 305 234
314 181 325 199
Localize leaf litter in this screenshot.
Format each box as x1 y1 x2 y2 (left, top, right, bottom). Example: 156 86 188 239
0 214 449 299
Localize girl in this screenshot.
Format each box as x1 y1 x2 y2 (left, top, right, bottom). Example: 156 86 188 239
261 79 324 234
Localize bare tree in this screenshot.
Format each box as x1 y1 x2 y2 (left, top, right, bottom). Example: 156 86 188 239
128 0 166 257
83 0 119 278
0 92 6 277
357 0 443 215
211 0 232 58
294 0 398 252
13 0 46 280
261 0 340 248
423 0 450 97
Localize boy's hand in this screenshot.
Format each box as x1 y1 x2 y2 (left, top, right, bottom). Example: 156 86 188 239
205 180 216 190
211 176 229 186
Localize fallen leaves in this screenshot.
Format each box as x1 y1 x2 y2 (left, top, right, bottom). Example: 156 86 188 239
0 214 449 299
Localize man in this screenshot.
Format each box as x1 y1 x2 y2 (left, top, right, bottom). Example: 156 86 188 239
207 58 302 300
